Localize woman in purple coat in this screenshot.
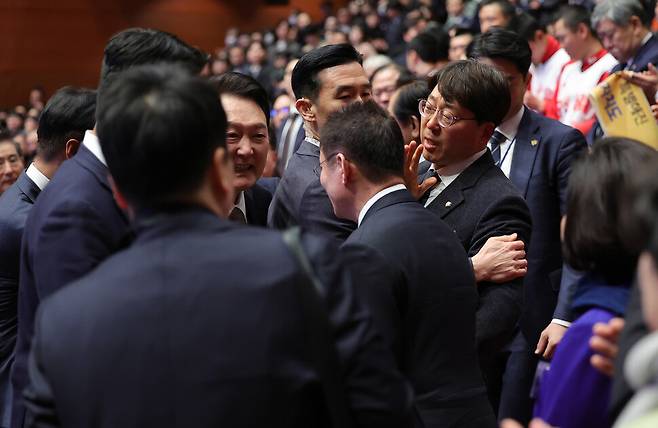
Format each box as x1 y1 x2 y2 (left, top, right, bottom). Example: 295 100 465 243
533 138 658 428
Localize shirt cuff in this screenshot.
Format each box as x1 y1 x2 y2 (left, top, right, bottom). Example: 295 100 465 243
551 319 572 328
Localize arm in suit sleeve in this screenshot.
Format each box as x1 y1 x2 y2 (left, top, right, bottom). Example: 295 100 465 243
469 194 532 352
552 127 587 320
302 234 414 428
298 180 356 244
30 199 122 300
23 307 60 428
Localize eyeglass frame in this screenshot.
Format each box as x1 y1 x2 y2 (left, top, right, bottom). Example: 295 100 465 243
313 152 340 177
418 99 478 128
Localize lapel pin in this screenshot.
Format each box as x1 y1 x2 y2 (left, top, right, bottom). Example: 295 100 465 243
531 139 539 147
445 201 452 208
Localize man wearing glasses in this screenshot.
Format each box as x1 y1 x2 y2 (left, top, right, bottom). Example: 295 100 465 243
404 60 532 416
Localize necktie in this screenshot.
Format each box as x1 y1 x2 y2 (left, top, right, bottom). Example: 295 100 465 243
229 207 247 224
419 169 440 206
489 130 507 166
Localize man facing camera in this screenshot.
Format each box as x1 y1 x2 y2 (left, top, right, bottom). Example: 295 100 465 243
405 60 532 413
23 65 414 428
211 72 273 226
320 101 496 428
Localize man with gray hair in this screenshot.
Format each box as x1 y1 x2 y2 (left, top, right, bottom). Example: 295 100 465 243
588 0 658 142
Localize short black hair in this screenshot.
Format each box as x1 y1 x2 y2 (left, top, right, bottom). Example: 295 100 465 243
100 28 207 86
97 64 227 208
408 30 450 63
291 43 363 100
516 12 544 42
210 72 271 124
392 80 430 127
563 137 658 283
370 63 414 87
37 86 96 162
429 60 510 126
468 28 532 76
321 101 404 182
479 0 519 30
0 135 22 158
556 5 594 34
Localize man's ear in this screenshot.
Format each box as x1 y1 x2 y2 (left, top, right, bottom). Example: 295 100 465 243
337 153 352 185
65 139 81 159
577 23 589 40
108 175 131 214
296 98 315 123
209 146 235 217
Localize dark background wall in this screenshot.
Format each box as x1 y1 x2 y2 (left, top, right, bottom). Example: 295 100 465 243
0 0 341 107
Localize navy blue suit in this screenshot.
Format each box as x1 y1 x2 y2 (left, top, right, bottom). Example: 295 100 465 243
12 145 133 427
498 108 586 422
344 189 495 428
0 172 40 427
588 34 658 144
244 182 273 226
23 206 413 428
424 151 532 411
268 140 356 241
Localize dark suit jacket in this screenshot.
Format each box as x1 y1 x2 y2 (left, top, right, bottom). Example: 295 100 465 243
510 108 587 345
0 172 40 424
244 182 273 226
23 207 413 428
425 151 532 356
344 189 494 428
12 145 133 427
587 34 658 143
268 140 356 241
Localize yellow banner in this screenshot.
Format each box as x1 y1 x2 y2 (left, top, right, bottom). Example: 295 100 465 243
590 73 658 149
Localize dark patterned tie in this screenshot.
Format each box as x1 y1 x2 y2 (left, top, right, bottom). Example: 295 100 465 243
229 207 247 224
419 169 440 206
489 130 507 166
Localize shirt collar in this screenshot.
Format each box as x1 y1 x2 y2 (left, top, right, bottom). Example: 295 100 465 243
497 106 525 142
304 135 320 148
82 130 107 166
627 32 653 67
233 191 246 218
433 148 487 178
581 49 608 72
357 183 406 227
25 162 50 191
541 36 562 64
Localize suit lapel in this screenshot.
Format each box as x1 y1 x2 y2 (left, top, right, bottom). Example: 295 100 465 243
361 189 414 224
629 35 658 71
74 144 112 192
510 109 541 198
426 152 493 218
244 189 255 225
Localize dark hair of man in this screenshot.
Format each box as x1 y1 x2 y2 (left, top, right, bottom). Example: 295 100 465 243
0 130 13 145
370 63 413 86
516 12 543 42
468 28 532 76
100 28 207 87
392 80 430 127
480 0 519 30
321 100 404 182
209 72 271 123
563 137 658 284
428 60 510 126
291 43 363 101
556 5 594 34
408 30 450 63
36 87 96 162
453 27 475 38
96 64 227 208
0 136 22 158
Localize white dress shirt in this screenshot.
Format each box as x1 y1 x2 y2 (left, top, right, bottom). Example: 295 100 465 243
424 148 487 208
232 190 247 220
358 183 406 227
82 130 107 166
488 106 525 178
25 163 50 191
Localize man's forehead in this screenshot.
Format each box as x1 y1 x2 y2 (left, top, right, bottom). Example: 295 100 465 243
221 95 267 126
317 62 369 90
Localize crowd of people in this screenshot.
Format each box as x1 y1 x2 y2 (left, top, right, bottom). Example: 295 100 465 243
1 0 658 427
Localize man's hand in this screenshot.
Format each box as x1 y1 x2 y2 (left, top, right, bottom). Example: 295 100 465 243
621 64 658 101
471 233 527 283
590 317 625 376
651 104 658 121
403 141 437 200
535 322 568 359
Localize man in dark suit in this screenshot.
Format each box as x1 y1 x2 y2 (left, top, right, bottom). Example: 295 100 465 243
468 29 588 422
320 101 495 428
0 87 95 427
588 0 658 143
11 29 208 427
23 64 413 428
268 44 372 242
405 60 532 413
213 72 274 226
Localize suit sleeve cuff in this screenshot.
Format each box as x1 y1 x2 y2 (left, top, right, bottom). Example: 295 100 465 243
551 318 572 328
